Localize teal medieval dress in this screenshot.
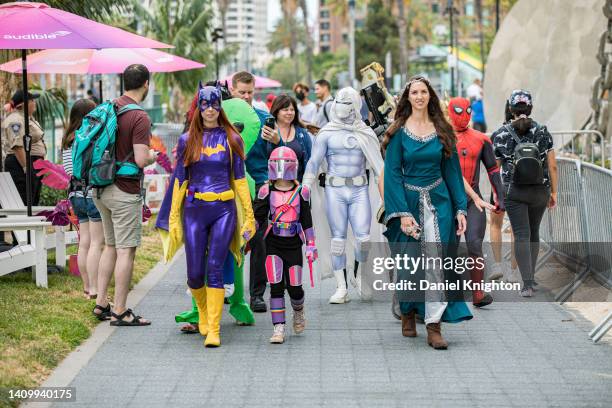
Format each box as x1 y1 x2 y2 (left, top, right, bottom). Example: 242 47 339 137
383 128 473 324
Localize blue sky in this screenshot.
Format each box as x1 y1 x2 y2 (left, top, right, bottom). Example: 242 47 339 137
267 0 318 31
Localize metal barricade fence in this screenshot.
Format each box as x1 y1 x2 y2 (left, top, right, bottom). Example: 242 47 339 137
537 157 612 342
548 130 610 170
540 159 590 263
580 162 612 286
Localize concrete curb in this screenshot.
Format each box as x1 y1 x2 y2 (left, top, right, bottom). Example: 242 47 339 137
21 248 184 408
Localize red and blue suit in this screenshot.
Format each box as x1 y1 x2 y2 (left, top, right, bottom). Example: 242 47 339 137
448 97 505 307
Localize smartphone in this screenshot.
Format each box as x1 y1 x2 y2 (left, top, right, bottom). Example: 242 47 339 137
264 117 276 129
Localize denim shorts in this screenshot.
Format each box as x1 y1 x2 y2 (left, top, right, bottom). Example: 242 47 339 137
70 195 102 223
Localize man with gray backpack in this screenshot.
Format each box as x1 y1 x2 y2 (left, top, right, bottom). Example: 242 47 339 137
73 64 157 325
492 90 558 297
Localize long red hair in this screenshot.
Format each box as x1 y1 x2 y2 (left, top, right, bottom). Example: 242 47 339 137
183 107 244 166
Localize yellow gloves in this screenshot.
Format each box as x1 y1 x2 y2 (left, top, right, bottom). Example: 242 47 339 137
233 177 256 241
161 179 188 262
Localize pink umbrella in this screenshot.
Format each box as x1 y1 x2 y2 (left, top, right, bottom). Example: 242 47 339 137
225 73 282 89
0 2 171 49
0 48 205 74
0 1 173 217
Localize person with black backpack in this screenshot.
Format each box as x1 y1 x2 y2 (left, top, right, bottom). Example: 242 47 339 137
492 90 558 297
314 79 334 128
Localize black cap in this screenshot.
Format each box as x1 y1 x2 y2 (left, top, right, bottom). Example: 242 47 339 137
11 89 40 107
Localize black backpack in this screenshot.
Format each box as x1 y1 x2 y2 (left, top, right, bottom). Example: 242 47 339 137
504 124 544 185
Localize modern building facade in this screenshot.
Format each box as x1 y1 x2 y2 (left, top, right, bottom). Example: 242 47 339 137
221 0 269 71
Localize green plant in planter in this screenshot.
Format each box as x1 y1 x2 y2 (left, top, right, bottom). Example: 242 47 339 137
39 185 68 207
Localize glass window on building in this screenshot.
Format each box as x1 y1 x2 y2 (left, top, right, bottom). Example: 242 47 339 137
320 34 330 42
321 45 330 53
465 1 474 16
320 10 330 18
342 33 348 43
320 22 330 30
432 4 439 13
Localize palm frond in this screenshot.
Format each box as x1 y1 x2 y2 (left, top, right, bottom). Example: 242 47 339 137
30 86 68 130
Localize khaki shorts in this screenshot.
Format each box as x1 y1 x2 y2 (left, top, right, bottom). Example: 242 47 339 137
93 184 142 248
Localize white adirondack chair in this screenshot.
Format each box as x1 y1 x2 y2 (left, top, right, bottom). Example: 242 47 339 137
0 172 78 267
0 217 50 287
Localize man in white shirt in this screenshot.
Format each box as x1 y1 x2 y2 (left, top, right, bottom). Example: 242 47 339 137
467 78 483 101
292 82 317 124
314 79 334 128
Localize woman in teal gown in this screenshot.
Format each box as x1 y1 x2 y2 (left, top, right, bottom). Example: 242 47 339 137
381 76 472 350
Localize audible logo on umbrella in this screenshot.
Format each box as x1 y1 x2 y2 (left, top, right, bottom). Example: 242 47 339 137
3 30 71 40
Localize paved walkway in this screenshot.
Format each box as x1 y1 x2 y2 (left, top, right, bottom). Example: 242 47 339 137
50 252 612 408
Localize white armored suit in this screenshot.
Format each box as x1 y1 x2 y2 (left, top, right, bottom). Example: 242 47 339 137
302 87 384 303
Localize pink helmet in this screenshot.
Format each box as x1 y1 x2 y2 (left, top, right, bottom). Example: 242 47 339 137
268 146 298 181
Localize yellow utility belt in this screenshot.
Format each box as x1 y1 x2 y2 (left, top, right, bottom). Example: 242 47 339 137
188 189 235 202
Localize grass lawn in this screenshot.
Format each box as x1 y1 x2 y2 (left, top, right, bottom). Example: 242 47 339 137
0 216 162 408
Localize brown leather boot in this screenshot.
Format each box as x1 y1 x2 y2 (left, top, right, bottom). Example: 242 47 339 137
401 310 417 337
426 322 448 350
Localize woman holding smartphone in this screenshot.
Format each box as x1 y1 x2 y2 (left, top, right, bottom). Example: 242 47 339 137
381 76 472 350
246 94 312 183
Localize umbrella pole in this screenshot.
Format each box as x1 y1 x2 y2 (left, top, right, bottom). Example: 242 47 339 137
99 78 103 102
119 73 124 94
21 50 33 220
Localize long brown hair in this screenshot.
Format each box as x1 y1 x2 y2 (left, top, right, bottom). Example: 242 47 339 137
184 107 244 166
382 76 456 158
62 98 96 150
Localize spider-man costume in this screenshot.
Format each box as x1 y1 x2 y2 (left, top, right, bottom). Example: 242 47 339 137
448 97 505 307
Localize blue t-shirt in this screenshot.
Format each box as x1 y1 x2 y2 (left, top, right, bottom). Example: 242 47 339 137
471 99 485 124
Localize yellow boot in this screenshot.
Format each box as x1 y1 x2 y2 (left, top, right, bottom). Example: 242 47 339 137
204 287 225 347
189 286 208 337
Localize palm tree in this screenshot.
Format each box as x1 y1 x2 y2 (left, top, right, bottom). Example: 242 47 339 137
298 0 314 85
395 0 410 84
216 0 231 36
280 0 300 84
475 0 486 75
129 0 216 120
268 16 307 54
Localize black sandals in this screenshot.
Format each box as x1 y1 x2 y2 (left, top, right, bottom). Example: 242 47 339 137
92 304 111 321
110 309 151 327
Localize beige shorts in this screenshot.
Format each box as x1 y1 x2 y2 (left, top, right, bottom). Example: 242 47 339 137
93 184 142 248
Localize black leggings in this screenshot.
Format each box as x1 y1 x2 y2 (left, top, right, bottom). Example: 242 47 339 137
266 240 305 301
505 184 550 287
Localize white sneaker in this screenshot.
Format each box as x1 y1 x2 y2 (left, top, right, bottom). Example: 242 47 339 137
269 323 285 344
510 267 522 283
487 263 504 281
329 287 349 304
329 270 350 304
503 263 521 283
224 283 235 298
